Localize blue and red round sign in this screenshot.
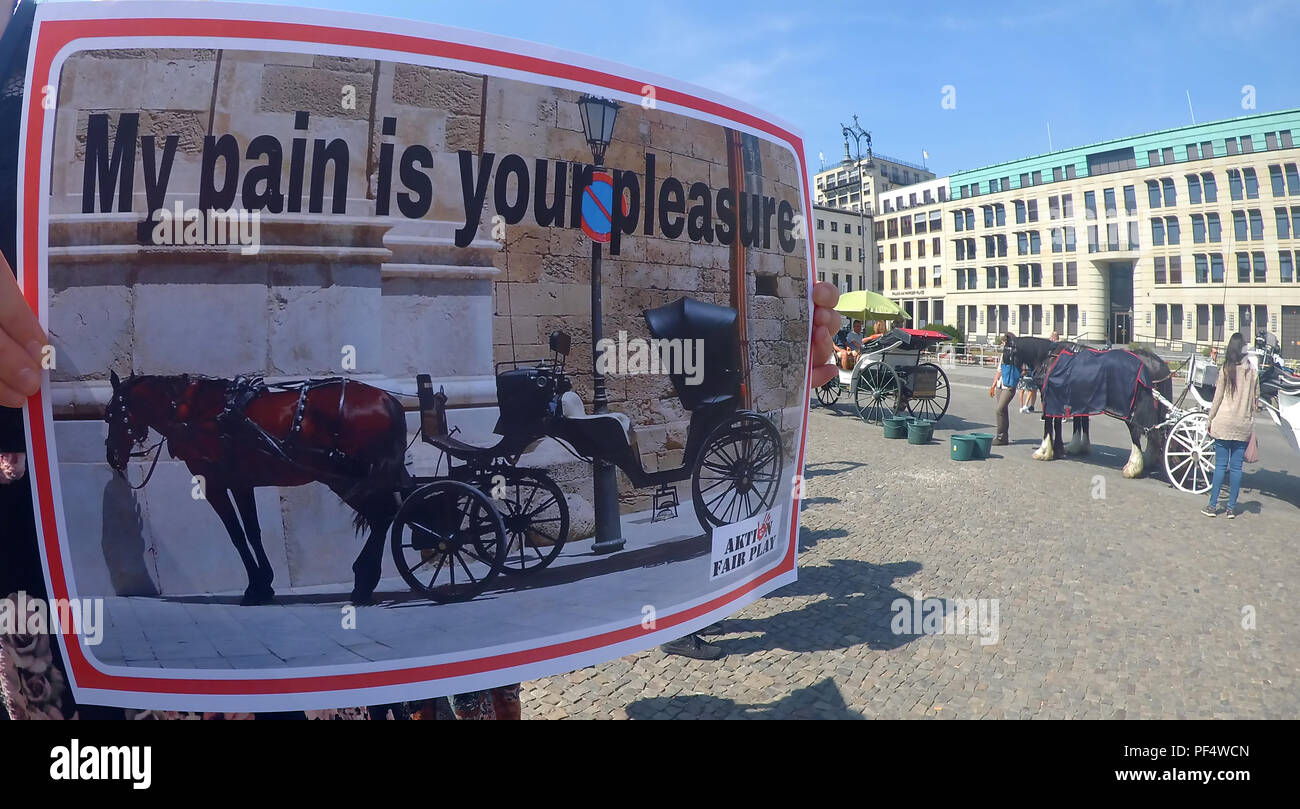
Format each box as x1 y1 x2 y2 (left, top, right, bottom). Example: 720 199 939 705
581 170 628 243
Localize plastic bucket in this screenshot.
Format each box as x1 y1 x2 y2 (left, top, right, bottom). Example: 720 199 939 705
907 419 934 444
968 433 995 459
950 435 978 461
883 416 909 439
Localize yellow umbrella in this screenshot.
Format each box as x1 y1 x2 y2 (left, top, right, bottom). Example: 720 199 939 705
832 289 907 321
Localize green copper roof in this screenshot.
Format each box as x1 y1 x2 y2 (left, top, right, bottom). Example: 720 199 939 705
948 108 1300 198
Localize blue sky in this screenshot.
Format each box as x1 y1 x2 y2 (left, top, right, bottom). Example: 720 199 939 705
235 0 1300 176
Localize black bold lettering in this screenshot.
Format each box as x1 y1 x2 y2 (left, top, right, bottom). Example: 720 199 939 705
657 177 685 239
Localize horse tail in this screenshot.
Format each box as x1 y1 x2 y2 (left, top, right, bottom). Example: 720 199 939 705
349 391 411 537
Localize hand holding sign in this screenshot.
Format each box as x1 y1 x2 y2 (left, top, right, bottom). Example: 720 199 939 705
0 252 48 408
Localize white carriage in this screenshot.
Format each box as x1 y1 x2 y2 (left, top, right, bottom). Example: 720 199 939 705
814 328 952 424
1160 333 1300 494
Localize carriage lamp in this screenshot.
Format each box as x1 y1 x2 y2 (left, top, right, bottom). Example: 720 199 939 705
579 94 626 554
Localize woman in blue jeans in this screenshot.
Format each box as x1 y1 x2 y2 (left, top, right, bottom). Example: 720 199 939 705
1203 333 1258 519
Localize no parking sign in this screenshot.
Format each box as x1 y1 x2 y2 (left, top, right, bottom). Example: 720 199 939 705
581 170 627 243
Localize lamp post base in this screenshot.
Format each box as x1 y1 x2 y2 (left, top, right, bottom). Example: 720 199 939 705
590 460 624 554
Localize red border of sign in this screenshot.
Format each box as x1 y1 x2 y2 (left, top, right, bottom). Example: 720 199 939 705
21 14 816 697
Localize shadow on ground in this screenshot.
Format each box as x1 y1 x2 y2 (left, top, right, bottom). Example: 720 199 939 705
705 558 924 655
625 676 863 719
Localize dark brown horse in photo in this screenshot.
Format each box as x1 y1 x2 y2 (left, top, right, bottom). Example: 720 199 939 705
104 372 409 605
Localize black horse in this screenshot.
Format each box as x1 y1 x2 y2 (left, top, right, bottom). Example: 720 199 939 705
1018 341 1174 478
1004 336 1092 458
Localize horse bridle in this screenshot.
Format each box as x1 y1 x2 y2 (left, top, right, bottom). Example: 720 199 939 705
104 378 176 490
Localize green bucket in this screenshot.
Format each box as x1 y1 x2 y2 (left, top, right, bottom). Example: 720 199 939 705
883 416 909 439
907 419 934 444
950 435 978 461
968 432 995 459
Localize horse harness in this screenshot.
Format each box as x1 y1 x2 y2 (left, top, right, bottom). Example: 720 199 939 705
214 376 365 478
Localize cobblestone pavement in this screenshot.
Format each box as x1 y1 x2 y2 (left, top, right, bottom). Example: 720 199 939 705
524 373 1300 719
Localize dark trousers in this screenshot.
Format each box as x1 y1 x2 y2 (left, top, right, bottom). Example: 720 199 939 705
994 385 1016 443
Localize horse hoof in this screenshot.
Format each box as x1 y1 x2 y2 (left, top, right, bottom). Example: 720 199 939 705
350 590 376 606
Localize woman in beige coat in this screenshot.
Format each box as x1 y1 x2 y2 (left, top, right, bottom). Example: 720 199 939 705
1203 333 1258 518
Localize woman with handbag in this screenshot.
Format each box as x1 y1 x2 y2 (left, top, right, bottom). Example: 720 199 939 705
1203 333 1258 519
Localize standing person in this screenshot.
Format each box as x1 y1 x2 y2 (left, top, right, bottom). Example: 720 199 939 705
1203 333 1257 519
991 333 1020 446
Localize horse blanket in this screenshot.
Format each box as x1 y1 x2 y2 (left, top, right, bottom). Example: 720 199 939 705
1041 348 1153 419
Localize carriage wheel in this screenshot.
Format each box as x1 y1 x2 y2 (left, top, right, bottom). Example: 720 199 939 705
905 363 951 422
389 480 507 603
852 362 900 424
814 379 841 407
1164 411 1215 494
691 413 784 530
490 470 570 575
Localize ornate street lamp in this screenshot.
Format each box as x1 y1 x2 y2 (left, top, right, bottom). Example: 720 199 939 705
578 94 624 554
842 115 874 290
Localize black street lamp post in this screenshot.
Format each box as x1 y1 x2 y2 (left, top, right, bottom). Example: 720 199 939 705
578 94 625 554
841 115 873 291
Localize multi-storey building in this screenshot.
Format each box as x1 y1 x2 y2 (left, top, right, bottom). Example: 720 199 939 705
812 203 873 293
814 154 937 215
872 108 1300 358
872 176 950 325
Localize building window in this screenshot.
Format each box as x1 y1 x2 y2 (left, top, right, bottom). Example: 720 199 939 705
1270 165 1286 197
933 236 941 255
1249 209 1264 240
1107 223 1119 250
1169 255 1182 284
1147 179 1161 209
1067 261 1077 286
1278 207 1292 239
934 265 943 288
1088 224 1099 253
1194 254 1208 283
1151 218 1165 246
1154 256 1167 284
1244 168 1260 199
817 218 825 230
1288 163 1300 195
1282 251 1295 282
1233 210 1248 241
1226 138 1239 156
1066 226 1077 252
1128 220 1140 249
1156 304 1168 339
918 265 926 288
831 245 838 260
846 246 852 262
890 244 897 260
1170 304 1183 340
890 269 897 289
1187 174 1202 204
1027 200 1038 222
904 242 911 259
1166 215 1180 245
817 243 825 259
1104 188 1117 217
1122 187 1135 215
1066 165 1077 180
1208 212 1222 242
1229 169 1244 201
1241 135 1255 154
1236 252 1251 283
1211 253 1225 283
1015 199 1026 224
1049 196 1060 220
1192 213 1205 242
1085 191 1097 220
1253 251 1267 283
1203 172 1218 202
1162 177 1176 206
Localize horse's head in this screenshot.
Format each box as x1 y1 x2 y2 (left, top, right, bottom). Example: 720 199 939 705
104 371 171 474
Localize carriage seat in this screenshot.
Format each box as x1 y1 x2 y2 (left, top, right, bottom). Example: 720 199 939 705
560 391 638 452
1266 369 1300 394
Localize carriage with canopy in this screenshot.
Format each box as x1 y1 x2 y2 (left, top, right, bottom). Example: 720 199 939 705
1161 332 1300 494
812 290 953 424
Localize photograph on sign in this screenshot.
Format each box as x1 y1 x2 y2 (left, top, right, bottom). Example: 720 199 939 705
16 1 812 710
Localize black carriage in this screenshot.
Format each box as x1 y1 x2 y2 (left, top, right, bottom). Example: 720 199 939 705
389 296 784 603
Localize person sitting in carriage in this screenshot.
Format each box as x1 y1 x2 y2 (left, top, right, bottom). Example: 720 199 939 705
834 319 865 371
